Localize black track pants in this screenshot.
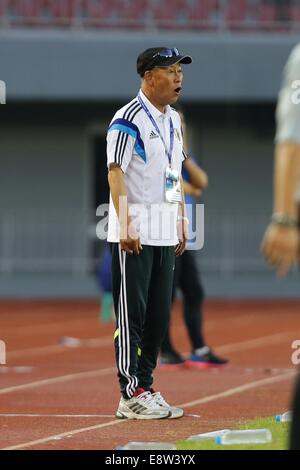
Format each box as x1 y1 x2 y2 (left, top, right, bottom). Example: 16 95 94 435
111 243 175 399
161 250 205 354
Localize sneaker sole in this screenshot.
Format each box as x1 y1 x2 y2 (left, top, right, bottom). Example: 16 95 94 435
115 410 170 420
168 409 184 419
159 363 186 371
184 361 228 370
155 404 184 419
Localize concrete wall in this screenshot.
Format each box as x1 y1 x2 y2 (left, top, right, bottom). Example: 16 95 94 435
0 101 299 298
0 124 86 210
0 30 299 102
0 24 299 298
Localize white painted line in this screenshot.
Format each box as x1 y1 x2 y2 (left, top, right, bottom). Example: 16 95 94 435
1 307 98 334
0 366 34 374
177 370 296 408
8 344 71 358
0 414 115 418
216 330 300 354
0 367 115 395
3 311 263 359
2 419 123 450
1 369 296 451
3 310 239 336
2 329 297 396
204 313 260 331
7 326 300 362
7 337 112 359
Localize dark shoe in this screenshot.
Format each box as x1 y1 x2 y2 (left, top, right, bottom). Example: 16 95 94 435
159 351 185 370
185 347 228 369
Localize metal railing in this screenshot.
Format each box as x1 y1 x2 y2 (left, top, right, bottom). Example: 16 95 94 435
0 208 269 277
199 211 269 275
0 209 93 276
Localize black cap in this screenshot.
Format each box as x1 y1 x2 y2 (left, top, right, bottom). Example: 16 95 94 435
137 47 192 77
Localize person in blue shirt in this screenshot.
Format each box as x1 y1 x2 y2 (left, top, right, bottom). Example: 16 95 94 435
160 110 228 369
96 244 114 323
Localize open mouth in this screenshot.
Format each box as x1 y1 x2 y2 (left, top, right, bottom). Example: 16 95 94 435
175 87 182 94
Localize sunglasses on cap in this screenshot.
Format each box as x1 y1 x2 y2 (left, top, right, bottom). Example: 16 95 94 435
152 48 180 59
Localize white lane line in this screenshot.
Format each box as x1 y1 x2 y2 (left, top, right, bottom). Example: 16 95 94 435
2 315 97 335
1 330 297 395
7 325 300 361
3 311 243 336
2 419 123 450
1 369 295 451
4 317 241 359
7 337 112 359
216 330 300 354
177 370 296 408
204 312 263 331
0 367 115 395
0 414 115 418
8 344 72 358
3 311 269 359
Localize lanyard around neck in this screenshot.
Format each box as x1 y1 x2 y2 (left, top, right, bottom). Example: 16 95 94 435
138 94 174 166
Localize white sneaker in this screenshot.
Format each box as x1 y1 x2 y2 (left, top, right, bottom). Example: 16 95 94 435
116 388 170 420
151 390 184 419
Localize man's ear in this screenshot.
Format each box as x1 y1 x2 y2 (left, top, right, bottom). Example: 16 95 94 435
143 70 154 86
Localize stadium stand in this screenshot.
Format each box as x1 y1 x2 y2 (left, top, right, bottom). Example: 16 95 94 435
0 0 298 32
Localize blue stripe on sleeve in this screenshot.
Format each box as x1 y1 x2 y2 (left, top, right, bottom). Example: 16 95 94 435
108 118 146 163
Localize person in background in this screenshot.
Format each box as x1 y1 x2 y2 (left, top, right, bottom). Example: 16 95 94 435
96 245 114 323
160 110 228 369
261 43 300 450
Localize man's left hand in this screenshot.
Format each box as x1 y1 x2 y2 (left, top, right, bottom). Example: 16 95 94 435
175 218 189 256
261 223 299 277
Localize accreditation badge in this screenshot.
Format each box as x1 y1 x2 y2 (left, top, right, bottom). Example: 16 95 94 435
165 166 182 203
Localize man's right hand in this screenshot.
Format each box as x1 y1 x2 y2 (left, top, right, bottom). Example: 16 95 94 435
120 221 143 255
120 237 143 255
261 223 299 277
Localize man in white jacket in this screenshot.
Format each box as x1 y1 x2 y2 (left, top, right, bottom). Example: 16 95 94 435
261 43 300 450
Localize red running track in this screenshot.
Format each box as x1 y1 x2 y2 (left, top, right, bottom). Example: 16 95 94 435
0 299 299 450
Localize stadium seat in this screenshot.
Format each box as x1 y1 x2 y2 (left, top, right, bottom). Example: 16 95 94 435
187 0 219 30
119 0 148 20
119 0 148 28
151 0 178 29
225 0 247 23
289 4 300 23
7 0 41 25
258 2 290 31
0 0 6 19
51 0 75 22
259 4 277 21
152 5 177 22
0 0 7 18
0 0 294 31
81 0 109 19
225 0 254 31
37 0 51 16
80 0 121 23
